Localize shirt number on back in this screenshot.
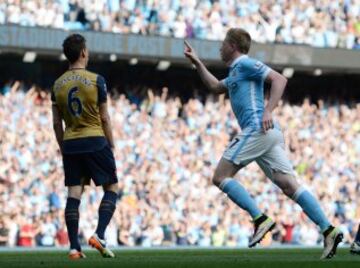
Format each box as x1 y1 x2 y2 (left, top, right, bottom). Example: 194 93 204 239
68 87 82 116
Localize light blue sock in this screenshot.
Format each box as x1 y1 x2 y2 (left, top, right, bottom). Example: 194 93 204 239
219 178 262 220
293 187 331 232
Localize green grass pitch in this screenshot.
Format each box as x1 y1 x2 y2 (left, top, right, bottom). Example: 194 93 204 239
0 248 359 268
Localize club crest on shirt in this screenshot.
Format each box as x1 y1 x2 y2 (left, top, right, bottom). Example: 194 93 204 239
230 82 237 90
254 61 263 69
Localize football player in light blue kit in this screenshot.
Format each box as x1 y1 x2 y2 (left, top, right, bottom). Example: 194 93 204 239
184 28 342 259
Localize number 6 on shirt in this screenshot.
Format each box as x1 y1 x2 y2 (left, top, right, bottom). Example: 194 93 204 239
68 87 82 116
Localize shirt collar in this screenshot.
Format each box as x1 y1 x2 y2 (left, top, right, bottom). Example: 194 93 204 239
230 54 248 68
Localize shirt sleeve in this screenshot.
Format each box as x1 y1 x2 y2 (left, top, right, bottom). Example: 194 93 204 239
241 58 272 81
96 75 108 104
220 78 228 89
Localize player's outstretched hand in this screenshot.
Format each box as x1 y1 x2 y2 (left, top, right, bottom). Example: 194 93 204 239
262 109 274 132
184 40 200 65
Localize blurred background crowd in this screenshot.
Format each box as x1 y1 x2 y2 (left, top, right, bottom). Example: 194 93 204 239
1 0 360 49
0 81 359 248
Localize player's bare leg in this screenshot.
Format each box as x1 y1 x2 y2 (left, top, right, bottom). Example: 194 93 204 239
213 158 275 248
66 185 86 259
272 172 343 259
89 183 118 258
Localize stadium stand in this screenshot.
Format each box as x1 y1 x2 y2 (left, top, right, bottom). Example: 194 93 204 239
0 78 359 247
0 0 360 49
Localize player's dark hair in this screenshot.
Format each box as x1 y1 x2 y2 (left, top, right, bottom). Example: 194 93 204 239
62 34 86 64
226 28 251 54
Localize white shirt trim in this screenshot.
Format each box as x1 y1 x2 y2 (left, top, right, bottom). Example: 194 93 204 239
250 81 261 129
262 67 272 81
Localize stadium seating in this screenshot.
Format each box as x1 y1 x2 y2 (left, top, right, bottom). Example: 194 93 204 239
0 82 359 247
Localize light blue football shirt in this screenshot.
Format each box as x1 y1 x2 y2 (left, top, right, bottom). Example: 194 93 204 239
222 55 272 132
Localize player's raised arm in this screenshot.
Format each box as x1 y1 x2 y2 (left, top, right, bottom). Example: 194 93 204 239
184 40 226 94
262 70 288 131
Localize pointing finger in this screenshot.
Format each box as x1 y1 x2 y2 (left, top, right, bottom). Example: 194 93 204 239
184 40 192 50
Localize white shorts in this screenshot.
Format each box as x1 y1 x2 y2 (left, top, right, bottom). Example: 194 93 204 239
222 127 295 180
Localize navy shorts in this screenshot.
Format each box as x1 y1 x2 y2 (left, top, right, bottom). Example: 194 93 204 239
62 145 118 186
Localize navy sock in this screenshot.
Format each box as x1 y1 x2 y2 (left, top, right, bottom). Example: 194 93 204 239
96 191 117 240
355 224 360 242
65 197 81 251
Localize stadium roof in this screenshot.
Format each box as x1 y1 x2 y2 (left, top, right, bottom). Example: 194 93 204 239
1 25 360 74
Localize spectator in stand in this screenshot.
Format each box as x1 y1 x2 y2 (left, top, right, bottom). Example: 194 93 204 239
17 216 36 247
0 218 9 246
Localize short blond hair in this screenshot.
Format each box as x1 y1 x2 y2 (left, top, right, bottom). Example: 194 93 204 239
225 28 251 54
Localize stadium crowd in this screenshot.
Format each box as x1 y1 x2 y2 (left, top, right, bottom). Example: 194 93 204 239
0 80 359 248
1 0 360 49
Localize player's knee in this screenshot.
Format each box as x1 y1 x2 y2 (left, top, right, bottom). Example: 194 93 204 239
67 186 83 199
278 180 297 197
273 173 299 197
212 174 225 187
103 183 118 193
281 185 294 197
